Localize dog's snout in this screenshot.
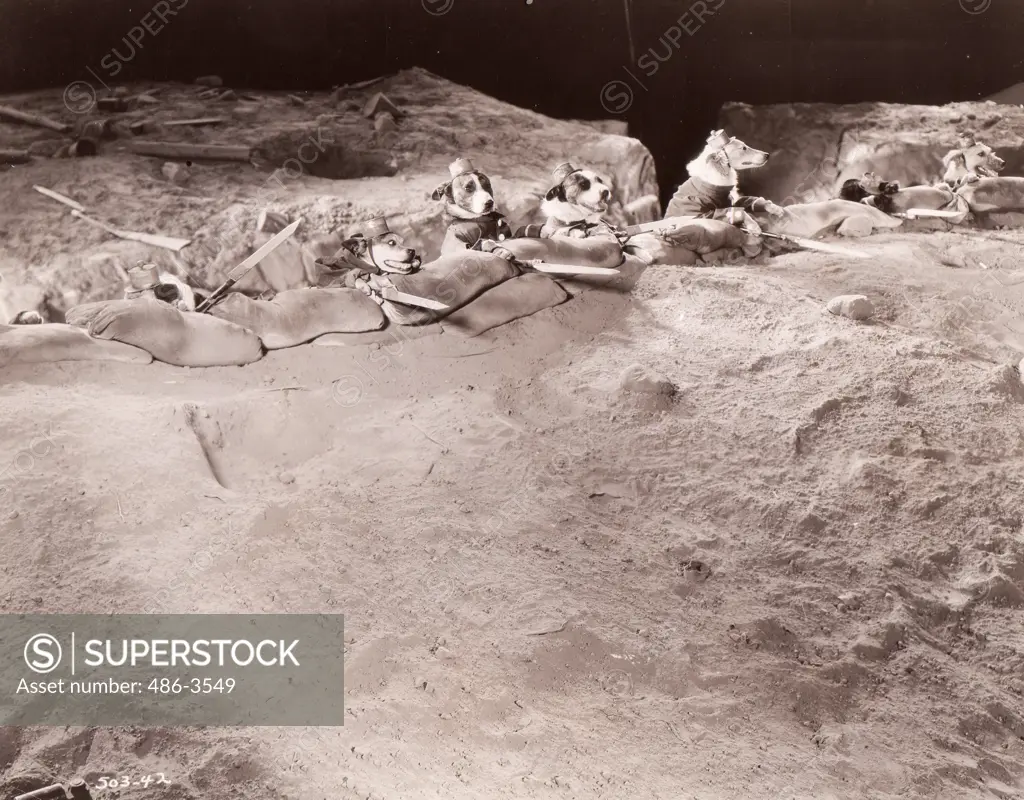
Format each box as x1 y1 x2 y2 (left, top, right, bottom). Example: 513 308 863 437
599 186 611 199
482 198 494 211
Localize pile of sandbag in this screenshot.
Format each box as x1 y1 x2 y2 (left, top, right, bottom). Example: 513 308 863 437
6 243 634 369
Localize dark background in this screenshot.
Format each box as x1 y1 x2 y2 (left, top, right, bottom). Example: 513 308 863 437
2 0 1021 200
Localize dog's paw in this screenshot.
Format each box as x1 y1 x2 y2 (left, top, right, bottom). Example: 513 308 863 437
763 202 785 217
482 241 516 261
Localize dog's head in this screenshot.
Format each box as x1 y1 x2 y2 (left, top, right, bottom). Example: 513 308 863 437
341 229 421 275
9 310 43 325
150 274 197 312
431 158 497 217
859 172 900 195
706 129 770 171
964 142 1005 174
544 163 612 215
839 178 871 203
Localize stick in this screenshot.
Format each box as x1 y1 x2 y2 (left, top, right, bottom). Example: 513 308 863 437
378 288 449 310
0 104 71 133
197 219 302 312
759 231 870 258
127 141 254 162
897 208 963 220
33 185 85 212
71 210 192 252
0 148 31 165
523 260 621 276
162 117 226 127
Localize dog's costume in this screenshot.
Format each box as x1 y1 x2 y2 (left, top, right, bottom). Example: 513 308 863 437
442 210 514 251
436 158 513 254
665 175 772 219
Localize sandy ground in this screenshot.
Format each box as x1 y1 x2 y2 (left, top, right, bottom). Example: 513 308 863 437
2 223 1024 798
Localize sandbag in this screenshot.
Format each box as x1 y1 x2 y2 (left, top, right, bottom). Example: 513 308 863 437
957 177 1024 214
385 251 519 326
441 274 568 337
0 323 153 369
209 288 386 349
502 235 624 268
66 299 264 367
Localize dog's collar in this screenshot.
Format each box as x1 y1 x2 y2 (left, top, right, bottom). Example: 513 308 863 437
443 206 506 224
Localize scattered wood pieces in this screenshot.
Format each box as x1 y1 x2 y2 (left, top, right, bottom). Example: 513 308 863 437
96 97 128 112
287 94 307 106
135 94 160 105
217 89 237 102
162 116 226 128
0 148 30 165
71 209 192 252
0 103 71 133
127 140 253 162
128 120 150 136
362 91 401 119
195 75 224 87
197 87 220 100
33 185 85 212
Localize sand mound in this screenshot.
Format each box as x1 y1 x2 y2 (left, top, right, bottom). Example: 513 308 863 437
0 68 657 320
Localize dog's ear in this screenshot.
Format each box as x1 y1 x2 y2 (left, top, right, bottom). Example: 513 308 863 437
430 181 453 202
341 234 369 255
708 149 729 172
545 183 567 202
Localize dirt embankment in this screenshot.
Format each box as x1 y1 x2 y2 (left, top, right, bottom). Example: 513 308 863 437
720 100 1024 205
0 67 658 322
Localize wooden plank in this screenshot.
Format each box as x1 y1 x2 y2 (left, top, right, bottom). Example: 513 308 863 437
161 117 227 128
33 185 85 212
0 148 31 165
0 104 71 134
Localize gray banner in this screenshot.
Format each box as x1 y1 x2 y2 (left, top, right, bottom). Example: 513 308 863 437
0 615 344 725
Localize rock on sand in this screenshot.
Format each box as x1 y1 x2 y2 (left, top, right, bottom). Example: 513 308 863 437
619 364 676 395
827 294 874 321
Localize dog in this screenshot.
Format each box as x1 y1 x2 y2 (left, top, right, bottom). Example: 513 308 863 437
942 133 1005 188
124 265 200 312
664 130 785 233
9 310 44 325
839 173 965 220
315 216 422 304
839 172 901 214
537 162 617 238
431 158 515 258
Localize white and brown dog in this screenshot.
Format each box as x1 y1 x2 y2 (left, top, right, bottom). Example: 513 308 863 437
664 129 784 232
537 162 616 238
431 158 515 258
942 133 1005 188
316 216 421 303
